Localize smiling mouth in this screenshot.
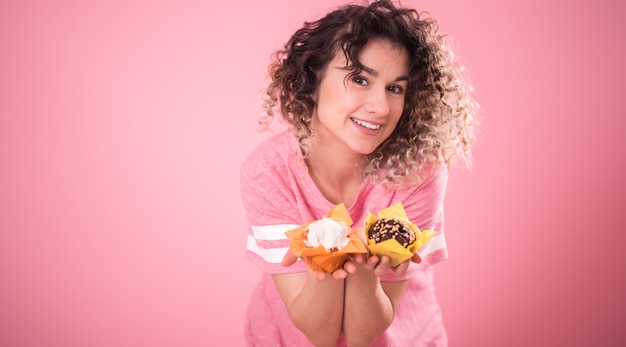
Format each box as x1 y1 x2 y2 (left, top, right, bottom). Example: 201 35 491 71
351 117 382 130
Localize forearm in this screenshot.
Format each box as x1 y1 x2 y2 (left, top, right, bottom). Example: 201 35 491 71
343 269 392 346
274 271 344 347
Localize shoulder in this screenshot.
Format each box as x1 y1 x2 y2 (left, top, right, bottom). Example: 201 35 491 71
408 163 448 198
240 130 298 177
239 130 306 223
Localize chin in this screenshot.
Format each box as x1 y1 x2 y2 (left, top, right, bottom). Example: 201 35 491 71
351 145 379 156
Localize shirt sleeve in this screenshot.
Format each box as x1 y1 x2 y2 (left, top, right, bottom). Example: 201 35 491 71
240 155 309 274
380 164 449 282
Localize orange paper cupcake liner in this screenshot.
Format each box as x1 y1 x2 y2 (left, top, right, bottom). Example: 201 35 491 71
285 203 367 273
364 203 438 267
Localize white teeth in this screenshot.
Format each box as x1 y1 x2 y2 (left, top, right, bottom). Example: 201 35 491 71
351 118 381 130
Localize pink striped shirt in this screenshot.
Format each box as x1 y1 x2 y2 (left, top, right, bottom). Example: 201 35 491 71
240 131 449 346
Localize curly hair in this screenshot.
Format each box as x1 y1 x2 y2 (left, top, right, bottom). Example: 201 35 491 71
260 0 478 187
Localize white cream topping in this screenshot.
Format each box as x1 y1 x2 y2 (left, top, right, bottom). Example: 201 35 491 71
305 218 350 251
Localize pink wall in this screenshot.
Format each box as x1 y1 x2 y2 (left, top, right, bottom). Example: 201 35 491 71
1 0 624 346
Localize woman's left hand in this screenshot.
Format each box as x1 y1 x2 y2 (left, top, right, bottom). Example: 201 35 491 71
360 254 413 277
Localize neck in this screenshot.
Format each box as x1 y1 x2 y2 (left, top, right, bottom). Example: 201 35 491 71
304 136 365 206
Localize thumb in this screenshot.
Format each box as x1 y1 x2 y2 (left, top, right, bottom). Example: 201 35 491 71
411 253 422 264
282 249 298 267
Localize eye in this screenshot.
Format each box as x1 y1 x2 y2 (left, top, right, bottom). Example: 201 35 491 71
387 85 405 95
351 75 369 86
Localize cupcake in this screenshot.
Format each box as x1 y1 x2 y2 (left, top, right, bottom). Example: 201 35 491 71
285 203 367 273
364 203 438 267
368 218 416 248
305 217 351 253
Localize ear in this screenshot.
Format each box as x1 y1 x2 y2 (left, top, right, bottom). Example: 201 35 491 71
311 72 323 104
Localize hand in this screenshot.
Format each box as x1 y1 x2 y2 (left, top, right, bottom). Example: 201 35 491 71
360 255 392 277
350 227 402 276
359 253 419 277
313 253 366 280
282 249 363 281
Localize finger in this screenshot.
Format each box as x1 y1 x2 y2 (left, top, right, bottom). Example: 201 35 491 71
367 255 380 266
351 253 365 264
282 250 298 267
367 255 382 266
363 255 379 270
411 253 422 264
343 260 357 274
374 256 391 277
314 271 327 281
392 259 410 276
332 269 348 280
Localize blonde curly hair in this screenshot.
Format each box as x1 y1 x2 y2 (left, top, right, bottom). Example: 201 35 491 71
260 0 478 187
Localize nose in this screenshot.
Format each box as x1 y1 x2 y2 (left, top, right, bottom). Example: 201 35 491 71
364 87 390 116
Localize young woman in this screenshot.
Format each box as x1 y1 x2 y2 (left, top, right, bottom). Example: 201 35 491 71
240 1 477 346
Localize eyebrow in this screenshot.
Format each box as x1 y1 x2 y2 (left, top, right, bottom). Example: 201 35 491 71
362 64 409 82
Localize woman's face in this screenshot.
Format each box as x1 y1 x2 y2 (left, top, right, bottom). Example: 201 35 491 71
311 39 409 157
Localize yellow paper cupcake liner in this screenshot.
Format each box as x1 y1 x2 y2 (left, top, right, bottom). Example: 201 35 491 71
364 203 438 267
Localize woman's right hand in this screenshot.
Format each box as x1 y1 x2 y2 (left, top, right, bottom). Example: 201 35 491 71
281 249 360 280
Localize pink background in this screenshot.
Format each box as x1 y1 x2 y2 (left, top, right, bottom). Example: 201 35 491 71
1 0 625 346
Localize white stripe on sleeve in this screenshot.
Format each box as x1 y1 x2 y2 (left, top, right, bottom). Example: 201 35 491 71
251 224 300 240
419 231 446 256
246 235 289 263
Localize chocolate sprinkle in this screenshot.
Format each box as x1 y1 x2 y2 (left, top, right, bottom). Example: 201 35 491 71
368 218 416 248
